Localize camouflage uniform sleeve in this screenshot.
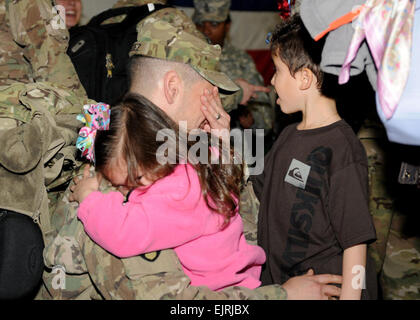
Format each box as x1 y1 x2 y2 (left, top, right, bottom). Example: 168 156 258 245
5 0 87 97
0 0 31 84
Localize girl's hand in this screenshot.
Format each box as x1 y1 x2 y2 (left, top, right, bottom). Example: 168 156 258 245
69 165 102 204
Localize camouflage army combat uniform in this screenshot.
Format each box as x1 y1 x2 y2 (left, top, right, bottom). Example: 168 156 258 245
358 117 420 299
35 6 286 300
0 0 86 96
0 0 89 240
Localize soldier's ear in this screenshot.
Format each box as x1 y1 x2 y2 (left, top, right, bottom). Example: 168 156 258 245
163 70 181 104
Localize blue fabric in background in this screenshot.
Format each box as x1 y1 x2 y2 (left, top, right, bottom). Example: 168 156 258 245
376 5 420 146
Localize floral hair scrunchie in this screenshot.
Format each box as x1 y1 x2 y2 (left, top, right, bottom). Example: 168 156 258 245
76 103 111 163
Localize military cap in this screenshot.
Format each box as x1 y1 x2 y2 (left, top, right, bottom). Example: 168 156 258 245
129 16 239 92
192 0 231 24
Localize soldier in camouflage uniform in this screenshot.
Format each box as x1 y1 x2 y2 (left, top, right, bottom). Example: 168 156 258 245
192 0 275 130
358 115 420 299
39 7 341 300
0 0 91 298
0 0 86 96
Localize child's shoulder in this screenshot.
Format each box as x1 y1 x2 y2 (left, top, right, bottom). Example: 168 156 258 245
316 121 368 172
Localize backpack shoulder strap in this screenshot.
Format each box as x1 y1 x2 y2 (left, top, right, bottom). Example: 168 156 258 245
87 4 172 27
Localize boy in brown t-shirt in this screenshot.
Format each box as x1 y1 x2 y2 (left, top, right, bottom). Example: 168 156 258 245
252 15 377 299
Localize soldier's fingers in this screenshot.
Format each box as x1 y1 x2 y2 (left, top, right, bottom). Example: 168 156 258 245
211 87 224 111
321 285 341 298
313 274 343 285
252 85 271 93
201 95 219 120
201 104 218 124
205 88 224 114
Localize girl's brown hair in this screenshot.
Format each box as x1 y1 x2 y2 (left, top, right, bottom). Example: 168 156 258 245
95 93 242 227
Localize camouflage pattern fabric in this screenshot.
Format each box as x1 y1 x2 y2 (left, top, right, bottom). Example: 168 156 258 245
0 2 31 84
192 0 231 24
239 180 260 246
0 82 90 246
358 119 394 275
358 117 420 299
0 0 86 97
220 43 275 130
381 210 420 300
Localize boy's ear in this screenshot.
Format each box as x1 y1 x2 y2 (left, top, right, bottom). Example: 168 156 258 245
163 70 182 104
298 68 313 91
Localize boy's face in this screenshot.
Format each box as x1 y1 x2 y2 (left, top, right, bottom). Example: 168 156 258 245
271 54 302 114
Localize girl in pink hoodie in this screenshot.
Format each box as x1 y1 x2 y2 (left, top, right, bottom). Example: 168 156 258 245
70 93 265 291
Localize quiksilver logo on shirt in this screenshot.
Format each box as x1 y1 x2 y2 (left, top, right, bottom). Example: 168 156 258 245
284 159 311 189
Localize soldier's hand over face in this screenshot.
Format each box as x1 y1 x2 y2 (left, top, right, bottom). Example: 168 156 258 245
282 269 342 300
69 165 102 204
200 86 230 142
235 78 271 105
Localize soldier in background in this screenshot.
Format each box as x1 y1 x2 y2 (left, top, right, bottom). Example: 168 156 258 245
192 0 275 135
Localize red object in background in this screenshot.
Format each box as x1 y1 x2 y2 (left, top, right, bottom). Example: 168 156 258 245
277 0 295 19
247 50 275 86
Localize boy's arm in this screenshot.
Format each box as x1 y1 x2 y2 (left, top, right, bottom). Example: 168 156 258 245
340 243 367 300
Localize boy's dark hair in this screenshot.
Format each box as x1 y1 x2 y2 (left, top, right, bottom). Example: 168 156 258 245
270 14 326 92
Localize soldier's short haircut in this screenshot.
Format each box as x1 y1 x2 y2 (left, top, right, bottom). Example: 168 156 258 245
127 55 204 92
270 15 326 91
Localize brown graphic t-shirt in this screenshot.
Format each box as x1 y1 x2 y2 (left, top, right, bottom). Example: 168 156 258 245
252 120 377 299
